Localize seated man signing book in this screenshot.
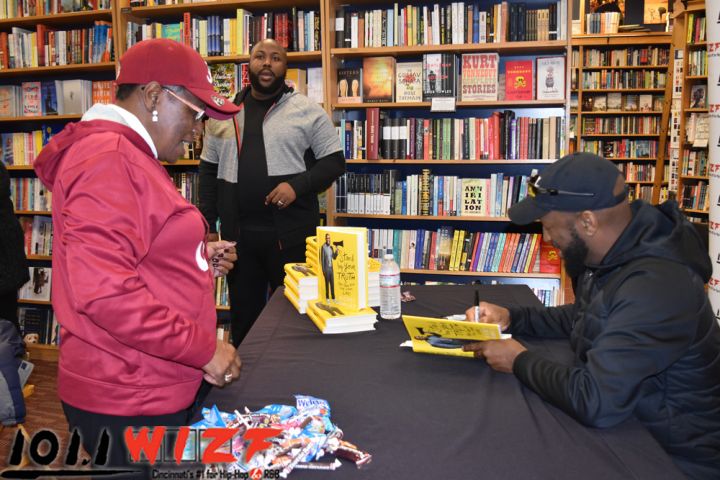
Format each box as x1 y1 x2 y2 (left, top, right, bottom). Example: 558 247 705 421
463 153 720 480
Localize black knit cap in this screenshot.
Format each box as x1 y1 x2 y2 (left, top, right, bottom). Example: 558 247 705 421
508 152 626 225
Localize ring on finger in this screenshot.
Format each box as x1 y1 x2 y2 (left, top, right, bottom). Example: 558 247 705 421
224 373 233 382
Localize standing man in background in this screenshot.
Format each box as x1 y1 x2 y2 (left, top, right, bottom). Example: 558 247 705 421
200 39 345 346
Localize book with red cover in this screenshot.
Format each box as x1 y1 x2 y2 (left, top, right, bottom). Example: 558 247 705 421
538 240 561 273
504 60 534 101
366 107 380 160
362 56 395 103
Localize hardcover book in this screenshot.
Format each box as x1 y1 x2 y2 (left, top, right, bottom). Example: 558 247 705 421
504 60 534 101
422 53 457 100
607 92 622 110
307 67 324 103
210 63 238 99
461 178 485 216
535 56 565 101
22 82 42 117
19 267 52 302
639 94 653 112
460 53 499 101
363 56 395 103
395 62 423 103
316 226 368 311
337 67 363 104
401 315 510 358
41 82 58 116
306 301 377 334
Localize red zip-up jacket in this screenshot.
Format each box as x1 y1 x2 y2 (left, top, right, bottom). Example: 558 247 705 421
34 118 216 416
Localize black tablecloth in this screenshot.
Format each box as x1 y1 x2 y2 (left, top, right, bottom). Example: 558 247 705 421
203 285 684 479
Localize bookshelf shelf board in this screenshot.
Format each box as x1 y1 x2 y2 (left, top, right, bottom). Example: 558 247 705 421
571 33 672 46
581 88 665 93
6 165 36 171
685 75 708 80
345 159 555 165
400 268 560 279
333 99 566 109
334 213 510 222
163 159 201 166
126 0 321 17
26 343 58 361
685 108 709 113
217 305 230 311
680 175 710 180
0 61 116 77
578 65 669 70
683 208 709 214
580 133 660 137
625 180 654 184
581 110 663 115
205 51 321 64
0 9 113 28
0 114 82 123
605 157 657 161
331 40 568 58
15 210 52 215
687 42 707 49
18 298 51 305
27 254 52 261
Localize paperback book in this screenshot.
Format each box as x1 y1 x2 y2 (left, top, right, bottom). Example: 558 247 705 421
460 53 499 101
337 67 362 104
505 60 534 101
363 56 395 103
395 62 423 103
535 56 565 101
401 315 510 358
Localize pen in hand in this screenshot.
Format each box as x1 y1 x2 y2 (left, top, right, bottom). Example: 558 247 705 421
473 289 480 323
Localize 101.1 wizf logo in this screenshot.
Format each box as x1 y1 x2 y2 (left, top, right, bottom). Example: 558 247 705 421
1 426 283 479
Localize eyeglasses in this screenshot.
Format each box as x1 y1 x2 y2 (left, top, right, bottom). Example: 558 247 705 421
162 88 207 122
528 174 595 198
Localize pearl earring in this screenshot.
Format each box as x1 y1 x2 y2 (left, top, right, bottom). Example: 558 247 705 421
152 109 158 122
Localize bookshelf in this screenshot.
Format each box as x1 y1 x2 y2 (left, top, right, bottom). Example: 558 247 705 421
0 2 117 358
325 0 571 305
570 32 673 205
670 1 708 223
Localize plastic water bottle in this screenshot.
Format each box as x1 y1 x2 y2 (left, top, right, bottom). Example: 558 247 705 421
379 252 401 320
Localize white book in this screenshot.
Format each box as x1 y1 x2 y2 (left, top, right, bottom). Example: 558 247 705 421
536 56 565 101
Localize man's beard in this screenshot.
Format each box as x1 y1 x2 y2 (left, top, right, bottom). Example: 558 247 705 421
249 69 286 95
562 227 589 280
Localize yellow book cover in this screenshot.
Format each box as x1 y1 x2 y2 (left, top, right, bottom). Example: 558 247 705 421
285 68 307 95
401 315 510 358
284 262 318 287
306 300 377 334
283 284 306 314
316 226 368 310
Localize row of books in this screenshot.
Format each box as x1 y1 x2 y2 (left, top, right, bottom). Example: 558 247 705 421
340 112 565 162
402 279 559 307
580 70 668 90
681 150 708 177
10 177 52 211
127 8 321 57
686 12 706 44
0 0 111 18
169 172 199 207
581 116 661 136
617 162 656 183
367 227 559 274
585 12 620 35
578 139 658 159
335 0 567 49
209 63 323 104
215 276 229 308
18 307 57 346
334 170 532 219
687 50 707 77
17 216 53 257
338 54 564 103
576 93 662 113
0 127 58 166
680 181 708 211
628 185 655 203
0 22 113 70
0 79 102 118
576 46 670 68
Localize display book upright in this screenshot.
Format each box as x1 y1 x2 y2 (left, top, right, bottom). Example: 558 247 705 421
669 1 709 223
326 0 569 307
0 2 120 360
283 226 380 334
569 32 674 205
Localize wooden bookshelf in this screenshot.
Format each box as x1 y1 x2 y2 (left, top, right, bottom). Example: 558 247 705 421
570 32 673 204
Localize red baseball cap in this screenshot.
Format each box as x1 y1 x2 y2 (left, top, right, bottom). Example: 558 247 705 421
116 38 240 120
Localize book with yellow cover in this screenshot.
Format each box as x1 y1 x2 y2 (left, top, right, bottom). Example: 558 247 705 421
284 262 318 287
401 315 511 358
283 283 306 314
316 226 368 311
306 300 377 334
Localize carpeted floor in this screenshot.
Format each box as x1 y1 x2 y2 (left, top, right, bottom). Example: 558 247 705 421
0 359 74 470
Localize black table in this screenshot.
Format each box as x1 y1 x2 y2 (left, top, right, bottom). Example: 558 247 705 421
203 285 685 479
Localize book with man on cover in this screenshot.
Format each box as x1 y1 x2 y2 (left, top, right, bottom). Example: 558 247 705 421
422 53 457 100
401 315 511 358
363 56 395 103
316 226 368 311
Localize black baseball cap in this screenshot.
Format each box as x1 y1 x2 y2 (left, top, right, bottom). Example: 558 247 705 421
508 152 627 225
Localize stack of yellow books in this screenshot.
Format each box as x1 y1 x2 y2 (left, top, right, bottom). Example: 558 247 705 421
283 262 318 314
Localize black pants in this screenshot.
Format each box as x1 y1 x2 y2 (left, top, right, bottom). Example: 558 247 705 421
62 402 194 478
0 290 19 333
227 227 305 346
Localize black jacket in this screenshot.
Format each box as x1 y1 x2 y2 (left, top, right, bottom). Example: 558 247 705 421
509 200 720 479
0 162 29 294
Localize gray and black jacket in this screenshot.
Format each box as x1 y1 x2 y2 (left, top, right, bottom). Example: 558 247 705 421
509 200 720 479
199 85 344 247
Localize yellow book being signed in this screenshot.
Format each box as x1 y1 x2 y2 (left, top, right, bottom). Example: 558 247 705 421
401 315 511 358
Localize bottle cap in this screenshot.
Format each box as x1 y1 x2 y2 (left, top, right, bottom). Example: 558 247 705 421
384 254 394 260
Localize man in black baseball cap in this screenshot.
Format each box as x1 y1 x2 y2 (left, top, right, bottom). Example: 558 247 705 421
464 152 720 479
